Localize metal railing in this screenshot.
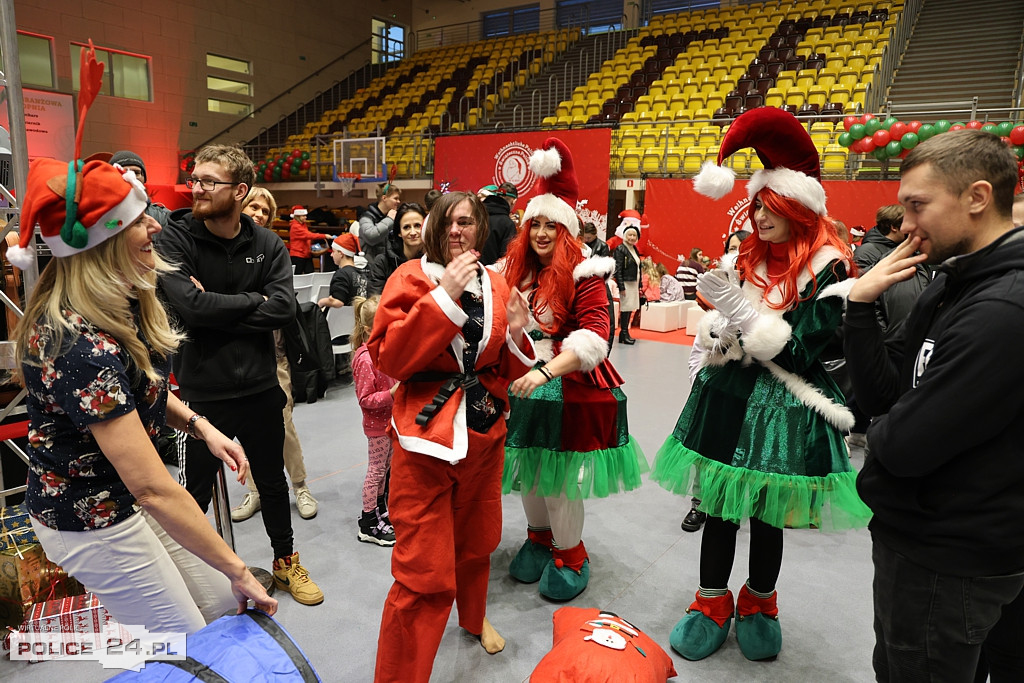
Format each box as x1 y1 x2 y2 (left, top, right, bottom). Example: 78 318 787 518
866 0 922 115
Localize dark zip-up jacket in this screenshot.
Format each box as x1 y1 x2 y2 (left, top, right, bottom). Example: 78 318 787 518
156 210 295 401
844 227 1024 576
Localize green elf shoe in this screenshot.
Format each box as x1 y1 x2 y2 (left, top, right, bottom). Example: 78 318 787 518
735 584 782 661
669 590 735 661
509 527 554 583
538 542 589 601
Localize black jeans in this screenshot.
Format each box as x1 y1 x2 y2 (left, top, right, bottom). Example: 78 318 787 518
181 386 293 560
291 256 313 274
872 538 1024 682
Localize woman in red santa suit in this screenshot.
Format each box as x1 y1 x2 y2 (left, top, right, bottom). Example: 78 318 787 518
500 137 648 602
367 190 535 683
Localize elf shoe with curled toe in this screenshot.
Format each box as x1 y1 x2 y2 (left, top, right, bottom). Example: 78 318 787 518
669 590 735 661
735 584 782 661
509 527 554 583
538 542 589 601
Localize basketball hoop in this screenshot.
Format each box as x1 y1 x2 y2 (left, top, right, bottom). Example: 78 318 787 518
338 172 361 196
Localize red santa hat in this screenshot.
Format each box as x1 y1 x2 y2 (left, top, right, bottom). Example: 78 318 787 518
693 107 827 216
615 209 643 239
291 205 308 217
7 43 148 269
331 233 359 256
520 137 581 237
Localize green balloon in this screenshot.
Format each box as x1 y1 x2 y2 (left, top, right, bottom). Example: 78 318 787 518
886 140 903 157
873 147 889 161
918 123 935 140
997 121 1014 137
934 120 951 133
881 116 898 130
850 123 867 140
838 132 853 147
1015 145 1024 160
900 133 919 149
981 123 997 134
951 121 966 129
301 151 311 161
865 118 882 135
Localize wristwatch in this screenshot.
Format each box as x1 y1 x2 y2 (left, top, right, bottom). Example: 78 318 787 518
186 414 208 438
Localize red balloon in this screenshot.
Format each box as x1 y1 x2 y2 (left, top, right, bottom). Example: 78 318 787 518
889 122 908 139
966 120 983 130
898 149 910 159
300 160 311 170
263 170 273 181
291 148 301 156
907 120 922 133
950 124 966 132
872 130 891 146
860 137 877 153
863 112 875 121
843 115 858 131
1010 125 1024 145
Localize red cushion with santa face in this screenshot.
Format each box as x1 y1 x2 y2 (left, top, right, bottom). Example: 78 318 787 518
531 607 677 682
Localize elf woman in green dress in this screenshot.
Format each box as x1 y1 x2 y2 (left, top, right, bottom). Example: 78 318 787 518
652 108 872 662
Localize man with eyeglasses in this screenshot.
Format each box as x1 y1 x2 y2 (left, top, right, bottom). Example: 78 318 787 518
155 145 325 608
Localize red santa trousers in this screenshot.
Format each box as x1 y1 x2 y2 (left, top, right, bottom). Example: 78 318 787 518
373 423 505 683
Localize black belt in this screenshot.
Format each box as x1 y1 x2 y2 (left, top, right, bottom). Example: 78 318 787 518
407 371 481 426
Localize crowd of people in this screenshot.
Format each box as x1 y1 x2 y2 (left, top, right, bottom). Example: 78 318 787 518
7 66 1024 683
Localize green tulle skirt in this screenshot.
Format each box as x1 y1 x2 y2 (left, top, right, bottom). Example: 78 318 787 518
503 373 648 499
652 437 872 530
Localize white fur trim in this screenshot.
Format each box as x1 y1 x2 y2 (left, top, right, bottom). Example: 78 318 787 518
392 399 469 464
6 244 35 270
291 208 308 216
695 310 743 366
521 193 579 238
429 286 469 328
748 245 847 308
740 313 792 361
421 256 481 296
693 162 736 199
46 189 148 258
529 145 562 178
748 167 827 216
818 278 857 301
506 329 536 367
562 328 608 372
532 338 555 363
762 360 855 431
573 256 615 281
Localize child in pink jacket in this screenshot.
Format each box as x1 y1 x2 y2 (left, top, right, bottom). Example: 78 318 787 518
351 296 398 546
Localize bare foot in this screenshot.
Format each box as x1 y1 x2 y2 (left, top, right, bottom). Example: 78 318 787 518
479 616 505 654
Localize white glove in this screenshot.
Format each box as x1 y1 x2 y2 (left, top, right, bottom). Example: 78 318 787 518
697 270 759 333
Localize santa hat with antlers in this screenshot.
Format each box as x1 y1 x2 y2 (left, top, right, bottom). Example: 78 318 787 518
7 41 148 269
693 107 827 216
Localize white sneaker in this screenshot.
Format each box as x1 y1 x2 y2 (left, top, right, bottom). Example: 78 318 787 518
231 491 261 522
295 485 319 519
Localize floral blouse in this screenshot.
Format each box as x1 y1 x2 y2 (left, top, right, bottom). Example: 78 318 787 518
22 307 169 531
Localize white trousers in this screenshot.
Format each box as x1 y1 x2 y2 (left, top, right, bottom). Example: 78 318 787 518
32 510 236 634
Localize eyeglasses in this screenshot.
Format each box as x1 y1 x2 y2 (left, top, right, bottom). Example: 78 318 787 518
185 177 239 191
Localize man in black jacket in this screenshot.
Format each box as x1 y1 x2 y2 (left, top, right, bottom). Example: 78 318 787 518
156 145 324 607
844 130 1024 681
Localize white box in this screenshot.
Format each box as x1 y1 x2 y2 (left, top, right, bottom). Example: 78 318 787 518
685 306 706 336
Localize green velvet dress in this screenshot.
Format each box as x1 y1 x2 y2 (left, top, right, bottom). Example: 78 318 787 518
652 261 872 530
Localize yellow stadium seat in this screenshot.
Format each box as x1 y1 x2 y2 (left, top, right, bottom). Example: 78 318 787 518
683 147 705 174
621 149 642 175
641 150 662 174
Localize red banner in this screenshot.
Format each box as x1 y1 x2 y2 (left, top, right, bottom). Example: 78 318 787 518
434 129 612 235
642 178 900 270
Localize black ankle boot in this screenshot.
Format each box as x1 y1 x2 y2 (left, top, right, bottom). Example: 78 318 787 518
619 312 636 344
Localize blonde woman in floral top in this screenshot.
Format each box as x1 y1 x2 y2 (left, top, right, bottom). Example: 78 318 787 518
13 157 275 634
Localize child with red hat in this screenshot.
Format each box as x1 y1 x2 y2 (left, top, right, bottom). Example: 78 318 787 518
288 204 333 274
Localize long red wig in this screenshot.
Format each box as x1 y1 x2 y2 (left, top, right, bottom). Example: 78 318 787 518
501 218 585 334
737 187 856 310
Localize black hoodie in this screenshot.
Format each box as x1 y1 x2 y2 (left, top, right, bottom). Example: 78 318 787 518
845 227 1024 576
156 209 295 402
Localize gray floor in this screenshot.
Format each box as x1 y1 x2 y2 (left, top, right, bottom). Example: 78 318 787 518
1 337 876 682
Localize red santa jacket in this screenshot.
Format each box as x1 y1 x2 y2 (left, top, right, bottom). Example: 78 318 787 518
288 220 330 258
367 256 535 463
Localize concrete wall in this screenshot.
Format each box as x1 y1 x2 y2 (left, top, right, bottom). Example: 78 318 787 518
10 0 414 184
